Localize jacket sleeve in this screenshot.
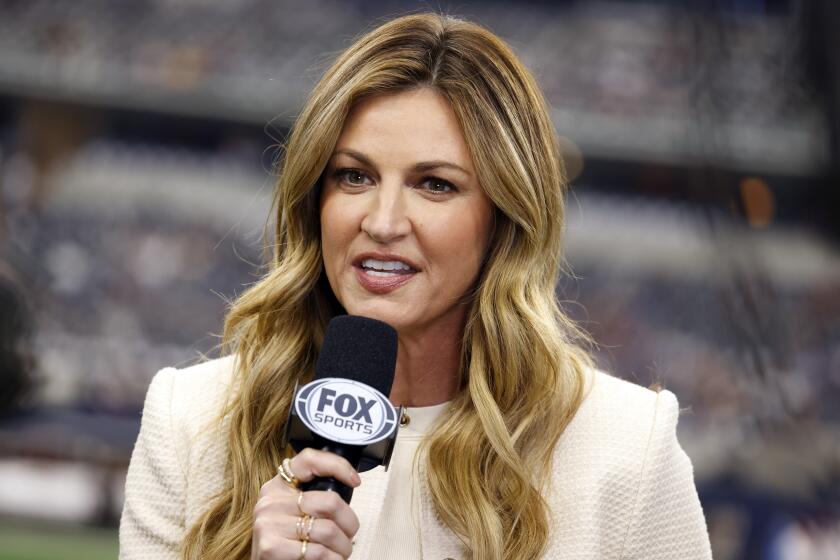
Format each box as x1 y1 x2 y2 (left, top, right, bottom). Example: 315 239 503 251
119 367 186 559
620 390 712 560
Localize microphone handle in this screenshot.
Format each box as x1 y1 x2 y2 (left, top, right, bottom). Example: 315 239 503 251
300 441 364 503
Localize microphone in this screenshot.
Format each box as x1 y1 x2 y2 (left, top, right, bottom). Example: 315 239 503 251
282 315 400 503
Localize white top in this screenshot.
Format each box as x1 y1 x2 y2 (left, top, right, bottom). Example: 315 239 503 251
368 401 449 560
119 356 712 559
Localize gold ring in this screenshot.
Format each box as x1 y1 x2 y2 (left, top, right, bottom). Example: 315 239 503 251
303 515 315 542
277 457 299 488
297 490 307 516
295 514 306 541
299 538 308 559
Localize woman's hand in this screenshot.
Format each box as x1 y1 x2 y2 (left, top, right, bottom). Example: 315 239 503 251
251 448 362 560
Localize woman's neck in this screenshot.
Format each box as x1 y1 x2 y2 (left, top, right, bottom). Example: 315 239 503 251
388 320 462 407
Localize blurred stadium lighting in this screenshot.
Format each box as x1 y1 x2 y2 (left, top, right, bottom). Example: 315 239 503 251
739 177 775 228
558 135 584 183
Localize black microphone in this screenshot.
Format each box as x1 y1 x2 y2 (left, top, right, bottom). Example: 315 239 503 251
282 315 400 503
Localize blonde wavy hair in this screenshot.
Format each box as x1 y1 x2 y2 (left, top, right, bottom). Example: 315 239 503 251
183 13 592 560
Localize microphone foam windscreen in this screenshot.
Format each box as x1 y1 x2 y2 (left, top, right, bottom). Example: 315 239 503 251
315 316 398 397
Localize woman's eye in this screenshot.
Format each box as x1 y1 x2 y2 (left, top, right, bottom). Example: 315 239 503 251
336 169 369 186
420 177 456 194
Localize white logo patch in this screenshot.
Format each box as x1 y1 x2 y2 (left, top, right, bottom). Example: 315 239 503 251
295 378 398 445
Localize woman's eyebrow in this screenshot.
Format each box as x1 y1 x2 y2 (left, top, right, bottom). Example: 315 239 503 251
413 160 472 177
332 149 374 167
332 149 472 177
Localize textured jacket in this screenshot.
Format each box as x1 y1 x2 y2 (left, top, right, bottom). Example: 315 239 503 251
119 356 712 559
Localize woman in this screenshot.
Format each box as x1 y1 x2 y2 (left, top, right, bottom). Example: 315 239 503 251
120 13 712 560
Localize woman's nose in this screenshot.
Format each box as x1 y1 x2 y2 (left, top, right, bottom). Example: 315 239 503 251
360 182 411 244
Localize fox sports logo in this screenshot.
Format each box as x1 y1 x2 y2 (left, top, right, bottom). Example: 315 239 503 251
295 378 398 445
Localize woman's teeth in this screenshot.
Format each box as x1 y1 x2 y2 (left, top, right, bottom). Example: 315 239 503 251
361 258 413 275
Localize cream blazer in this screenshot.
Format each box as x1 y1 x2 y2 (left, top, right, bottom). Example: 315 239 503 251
119 356 712 559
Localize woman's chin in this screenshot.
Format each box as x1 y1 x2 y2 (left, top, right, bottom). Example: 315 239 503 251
342 306 409 331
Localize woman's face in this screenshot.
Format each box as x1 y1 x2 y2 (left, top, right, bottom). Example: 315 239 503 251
320 88 494 338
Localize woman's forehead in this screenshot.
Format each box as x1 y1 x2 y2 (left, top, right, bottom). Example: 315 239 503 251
334 89 475 173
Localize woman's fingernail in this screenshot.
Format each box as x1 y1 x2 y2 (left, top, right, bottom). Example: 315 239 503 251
352 472 361 485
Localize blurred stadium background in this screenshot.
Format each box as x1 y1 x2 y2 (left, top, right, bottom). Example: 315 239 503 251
0 1 838 559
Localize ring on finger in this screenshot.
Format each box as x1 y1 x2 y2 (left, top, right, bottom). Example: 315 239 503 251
297 490 307 516
299 538 308 560
277 457 299 488
295 514 310 541
303 514 315 542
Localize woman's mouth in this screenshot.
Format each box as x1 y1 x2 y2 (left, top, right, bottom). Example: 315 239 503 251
355 257 418 293
361 258 415 275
